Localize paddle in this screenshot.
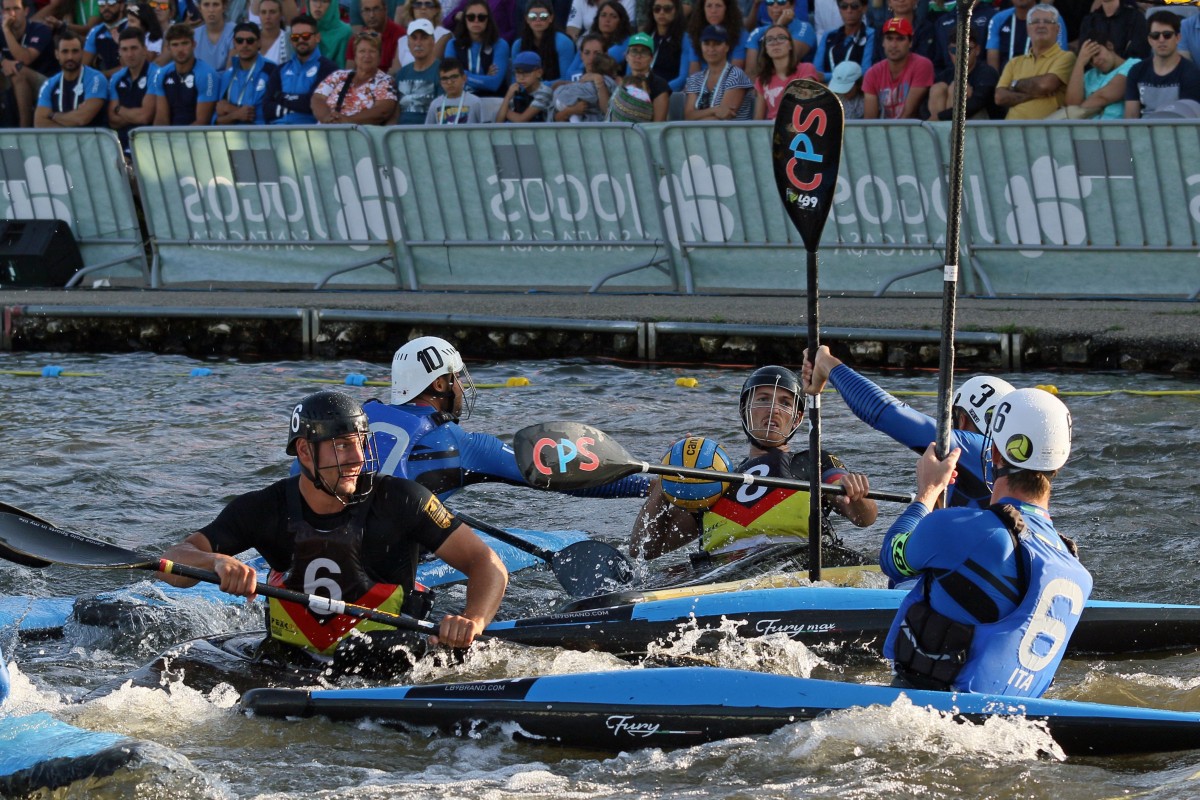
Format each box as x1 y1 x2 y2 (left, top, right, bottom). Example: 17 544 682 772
452 509 633 598
0 510 442 638
770 80 845 582
935 0 979 479
513 422 914 504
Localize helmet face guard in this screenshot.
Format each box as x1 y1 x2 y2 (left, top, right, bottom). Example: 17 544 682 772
740 366 806 449
287 391 380 504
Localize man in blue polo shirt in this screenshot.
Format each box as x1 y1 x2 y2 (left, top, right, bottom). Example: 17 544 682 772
214 20 275 124
82 0 126 74
151 21 217 124
263 12 334 124
107 26 155 150
34 29 107 126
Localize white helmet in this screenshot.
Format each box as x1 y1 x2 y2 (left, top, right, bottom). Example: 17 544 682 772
987 388 1072 473
390 336 476 418
952 375 1016 432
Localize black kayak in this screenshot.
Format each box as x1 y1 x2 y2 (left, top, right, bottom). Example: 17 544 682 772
241 666 1200 757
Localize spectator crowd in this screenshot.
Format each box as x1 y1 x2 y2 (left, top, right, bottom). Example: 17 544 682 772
2 0 1197 133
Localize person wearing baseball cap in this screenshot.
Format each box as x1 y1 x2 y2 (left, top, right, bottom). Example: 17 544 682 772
394 16 441 124
623 30 671 121
497 48 552 122
862 15 934 118
683 23 754 120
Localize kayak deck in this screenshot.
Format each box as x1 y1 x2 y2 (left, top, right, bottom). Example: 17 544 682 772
241 666 1200 757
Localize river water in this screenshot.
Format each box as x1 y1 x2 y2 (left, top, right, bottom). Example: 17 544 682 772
2 353 1199 799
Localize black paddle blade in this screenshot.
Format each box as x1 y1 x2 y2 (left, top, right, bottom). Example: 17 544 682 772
550 540 635 598
513 422 641 491
0 511 152 569
771 79 845 252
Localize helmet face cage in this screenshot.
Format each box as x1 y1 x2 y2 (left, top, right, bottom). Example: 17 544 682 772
449 364 478 421
391 336 476 420
740 368 805 448
287 391 380 502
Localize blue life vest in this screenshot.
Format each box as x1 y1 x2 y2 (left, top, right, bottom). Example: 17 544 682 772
885 502 1092 698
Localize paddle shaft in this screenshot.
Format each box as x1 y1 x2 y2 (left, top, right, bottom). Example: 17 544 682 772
936 0 977 473
805 247 823 582
452 510 555 562
155 559 441 635
636 460 913 504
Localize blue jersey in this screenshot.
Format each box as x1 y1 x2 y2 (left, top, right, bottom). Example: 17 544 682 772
149 59 219 125
216 55 277 124
881 498 1091 697
264 50 337 124
36 67 109 123
109 62 158 107
829 364 990 508
84 20 127 72
290 401 649 502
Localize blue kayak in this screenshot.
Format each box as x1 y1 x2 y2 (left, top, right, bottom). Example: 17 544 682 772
485 585 1200 657
0 528 589 638
241 665 1200 757
0 646 148 794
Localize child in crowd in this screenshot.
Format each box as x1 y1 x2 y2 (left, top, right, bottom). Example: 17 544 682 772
607 75 654 122
497 50 553 122
426 58 485 123
828 59 864 119
552 51 618 122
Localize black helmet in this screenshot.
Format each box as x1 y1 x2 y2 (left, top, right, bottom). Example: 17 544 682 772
739 366 806 448
286 391 371 456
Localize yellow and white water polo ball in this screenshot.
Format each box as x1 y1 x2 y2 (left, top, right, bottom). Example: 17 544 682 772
660 436 732 510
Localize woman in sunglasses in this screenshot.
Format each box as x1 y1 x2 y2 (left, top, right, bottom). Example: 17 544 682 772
683 0 747 74
392 0 449 69
443 0 510 96
444 0 516 43
511 0 573 82
640 0 686 91
744 0 815 77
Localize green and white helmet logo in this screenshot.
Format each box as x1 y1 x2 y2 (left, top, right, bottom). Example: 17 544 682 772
1004 434 1034 463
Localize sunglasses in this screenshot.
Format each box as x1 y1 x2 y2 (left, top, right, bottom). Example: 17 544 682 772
765 0 789 5
526 10 550 18
411 0 436 6
290 30 314 40
148 0 169 7
98 0 121 6
652 3 672 10
234 35 258 43
838 3 862 9
465 11 488 20
1148 30 1175 40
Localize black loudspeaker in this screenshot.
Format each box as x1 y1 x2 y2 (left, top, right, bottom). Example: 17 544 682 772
0 219 84 287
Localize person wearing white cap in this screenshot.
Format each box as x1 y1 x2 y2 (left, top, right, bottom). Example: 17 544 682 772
393 17 442 123
827 58 863 118
392 0 452 70
879 387 1090 698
